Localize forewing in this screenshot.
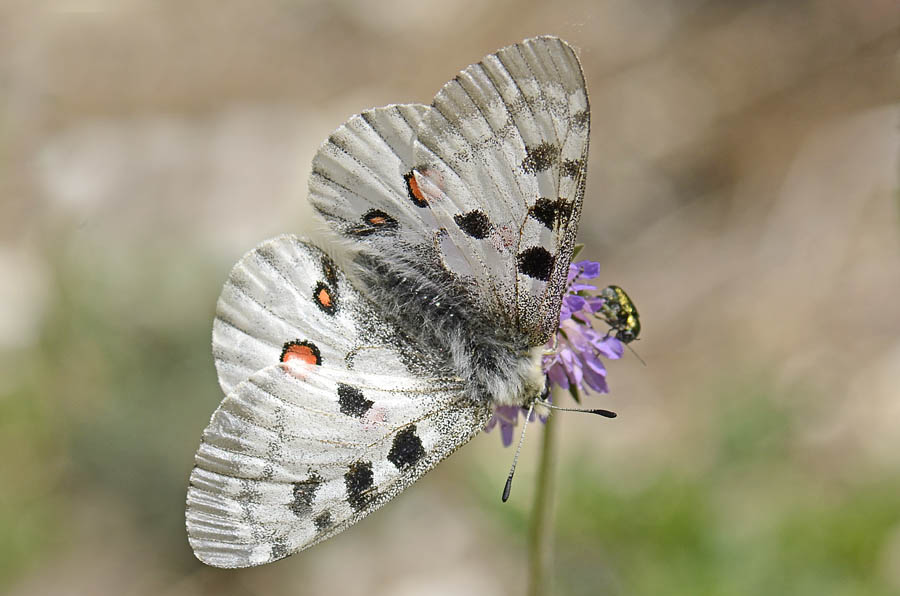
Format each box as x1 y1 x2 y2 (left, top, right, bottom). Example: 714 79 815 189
187 363 490 568
304 37 589 346
308 104 439 250
414 35 590 345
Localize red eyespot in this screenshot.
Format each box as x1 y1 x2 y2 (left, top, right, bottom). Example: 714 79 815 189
404 172 428 207
313 282 336 314
280 340 321 365
317 287 332 308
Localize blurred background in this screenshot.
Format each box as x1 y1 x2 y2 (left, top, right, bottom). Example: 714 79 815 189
2 1 899 594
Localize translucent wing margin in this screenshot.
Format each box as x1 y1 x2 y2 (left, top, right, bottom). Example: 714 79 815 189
304 38 588 346
414 35 590 346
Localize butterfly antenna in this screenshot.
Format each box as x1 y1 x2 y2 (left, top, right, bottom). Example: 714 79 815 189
536 399 617 418
502 402 534 503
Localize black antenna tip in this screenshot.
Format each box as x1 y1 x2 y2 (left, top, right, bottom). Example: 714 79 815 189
502 476 513 502
591 409 617 418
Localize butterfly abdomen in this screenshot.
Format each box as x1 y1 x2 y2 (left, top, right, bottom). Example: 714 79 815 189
353 249 544 407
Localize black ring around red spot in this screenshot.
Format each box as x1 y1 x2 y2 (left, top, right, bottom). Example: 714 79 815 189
280 340 321 365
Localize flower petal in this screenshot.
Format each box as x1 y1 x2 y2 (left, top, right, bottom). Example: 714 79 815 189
594 336 625 360
564 295 587 312
547 361 569 388
583 364 609 393
575 260 601 278
583 353 607 376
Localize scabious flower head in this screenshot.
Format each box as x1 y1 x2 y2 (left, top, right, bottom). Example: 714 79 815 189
486 259 624 446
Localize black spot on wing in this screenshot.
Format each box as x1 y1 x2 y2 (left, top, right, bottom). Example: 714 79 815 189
322 256 339 286
387 425 425 471
453 210 492 239
237 479 262 504
572 109 589 130
270 537 288 561
337 384 374 418
313 510 333 532
521 142 560 174
289 472 323 517
345 461 375 511
561 159 585 179
528 198 573 229
517 246 555 281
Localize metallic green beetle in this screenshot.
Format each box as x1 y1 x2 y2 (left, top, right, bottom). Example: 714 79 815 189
597 285 641 343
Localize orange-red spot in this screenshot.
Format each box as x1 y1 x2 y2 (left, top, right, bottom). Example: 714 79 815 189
317 287 333 308
368 216 387 225
313 282 337 314
281 341 320 365
404 172 428 208
408 176 425 203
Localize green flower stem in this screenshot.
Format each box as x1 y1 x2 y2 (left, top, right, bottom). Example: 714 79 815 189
527 411 558 596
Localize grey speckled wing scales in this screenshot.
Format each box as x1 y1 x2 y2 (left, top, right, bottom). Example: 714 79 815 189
414 36 590 346
190 234 491 567
308 104 439 252
190 36 594 568
187 364 490 568
213 234 377 395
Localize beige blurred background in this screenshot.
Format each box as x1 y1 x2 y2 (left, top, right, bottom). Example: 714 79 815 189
2 1 899 595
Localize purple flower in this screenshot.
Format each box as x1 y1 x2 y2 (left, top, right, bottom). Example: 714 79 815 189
485 260 625 446
484 405 522 447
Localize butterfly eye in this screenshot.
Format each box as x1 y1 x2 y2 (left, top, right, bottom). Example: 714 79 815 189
540 378 551 401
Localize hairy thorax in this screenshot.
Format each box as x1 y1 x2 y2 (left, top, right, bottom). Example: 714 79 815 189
352 250 547 407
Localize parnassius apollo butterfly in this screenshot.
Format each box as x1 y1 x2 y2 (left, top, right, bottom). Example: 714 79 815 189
186 35 591 568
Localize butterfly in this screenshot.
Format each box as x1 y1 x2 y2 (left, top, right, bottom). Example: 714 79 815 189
186 35 591 568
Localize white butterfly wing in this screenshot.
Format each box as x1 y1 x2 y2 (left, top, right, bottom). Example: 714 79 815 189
190 35 592 567
414 35 590 345
308 104 439 247
306 36 589 346
187 364 489 568
189 236 491 567
212 234 378 395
